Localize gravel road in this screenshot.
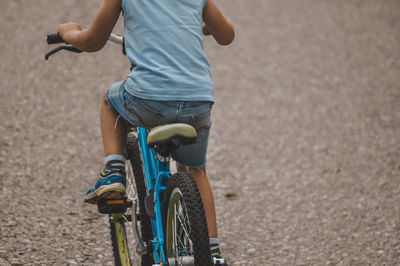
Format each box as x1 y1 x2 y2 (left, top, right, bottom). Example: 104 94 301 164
1 0 399 265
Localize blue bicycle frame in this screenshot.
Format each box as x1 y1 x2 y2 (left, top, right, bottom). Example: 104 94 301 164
137 126 171 264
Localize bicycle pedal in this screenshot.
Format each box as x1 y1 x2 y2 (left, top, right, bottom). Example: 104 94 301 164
145 191 156 219
97 197 129 214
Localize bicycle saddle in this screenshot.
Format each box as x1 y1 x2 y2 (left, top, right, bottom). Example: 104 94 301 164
147 123 197 157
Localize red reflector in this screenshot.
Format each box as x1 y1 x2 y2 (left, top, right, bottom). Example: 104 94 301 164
107 200 124 205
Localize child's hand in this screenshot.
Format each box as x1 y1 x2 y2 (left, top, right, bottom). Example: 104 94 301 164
58 22 82 43
202 22 211 36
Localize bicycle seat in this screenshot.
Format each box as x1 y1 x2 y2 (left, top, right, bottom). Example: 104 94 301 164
147 123 197 156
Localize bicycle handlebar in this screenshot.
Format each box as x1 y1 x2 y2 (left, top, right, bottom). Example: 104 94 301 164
47 33 65 44
45 33 124 60
109 33 123 45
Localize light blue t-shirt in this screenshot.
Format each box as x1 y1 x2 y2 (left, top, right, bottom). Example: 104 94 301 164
122 0 215 102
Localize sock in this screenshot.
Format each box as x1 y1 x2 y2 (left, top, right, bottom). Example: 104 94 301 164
105 154 126 168
209 238 220 256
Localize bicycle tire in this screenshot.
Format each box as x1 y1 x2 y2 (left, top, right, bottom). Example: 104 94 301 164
109 214 131 266
163 172 212 266
109 132 154 266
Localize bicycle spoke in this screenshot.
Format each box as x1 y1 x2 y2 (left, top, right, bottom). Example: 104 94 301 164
176 202 191 243
170 196 194 261
125 160 137 200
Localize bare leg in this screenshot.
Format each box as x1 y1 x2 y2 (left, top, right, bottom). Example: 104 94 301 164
177 164 218 238
100 92 124 156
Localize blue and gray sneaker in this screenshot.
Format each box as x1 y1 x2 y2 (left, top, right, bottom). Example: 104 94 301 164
210 244 228 266
211 254 228 266
85 164 126 204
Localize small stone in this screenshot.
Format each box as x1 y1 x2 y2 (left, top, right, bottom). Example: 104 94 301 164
248 248 256 254
66 259 78 265
225 193 238 200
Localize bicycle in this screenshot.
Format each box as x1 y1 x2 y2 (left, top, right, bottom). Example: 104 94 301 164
45 33 223 266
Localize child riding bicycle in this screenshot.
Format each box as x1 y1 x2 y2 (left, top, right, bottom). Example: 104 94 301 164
57 0 234 264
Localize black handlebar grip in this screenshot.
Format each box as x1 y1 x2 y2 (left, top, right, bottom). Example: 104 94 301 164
47 33 65 44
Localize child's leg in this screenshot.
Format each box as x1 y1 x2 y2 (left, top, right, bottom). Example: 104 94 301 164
84 91 126 204
177 164 218 238
100 92 125 156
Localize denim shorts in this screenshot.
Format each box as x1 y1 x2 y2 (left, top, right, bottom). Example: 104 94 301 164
106 81 213 167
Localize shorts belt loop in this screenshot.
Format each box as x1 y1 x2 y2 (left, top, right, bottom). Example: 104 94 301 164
175 102 184 120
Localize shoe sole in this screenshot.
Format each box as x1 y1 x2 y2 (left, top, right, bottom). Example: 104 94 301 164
85 183 126 204
85 191 98 204
97 183 126 199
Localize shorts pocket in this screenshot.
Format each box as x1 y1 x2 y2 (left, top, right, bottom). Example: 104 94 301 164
134 97 165 118
190 110 212 131
123 92 166 128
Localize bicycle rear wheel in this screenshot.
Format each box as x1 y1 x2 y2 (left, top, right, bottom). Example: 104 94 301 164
163 172 212 266
109 131 153 266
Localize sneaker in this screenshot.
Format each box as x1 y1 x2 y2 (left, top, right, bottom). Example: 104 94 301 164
85 165 126 204
211 246 228 266
211 254 228 266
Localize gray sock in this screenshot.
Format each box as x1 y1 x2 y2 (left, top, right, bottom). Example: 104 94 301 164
209 238 220 255
105 154 126 168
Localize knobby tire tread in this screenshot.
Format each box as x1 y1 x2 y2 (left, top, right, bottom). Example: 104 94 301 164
163 172 212 266
126 136 154 266
125 134 154 265
109 219 124 266
109 133 153 266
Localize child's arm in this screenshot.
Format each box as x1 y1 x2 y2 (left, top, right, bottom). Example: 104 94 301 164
202 0 235 45
58 0 122 52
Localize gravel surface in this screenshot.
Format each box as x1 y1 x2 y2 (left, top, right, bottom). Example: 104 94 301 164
1 0 400 265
